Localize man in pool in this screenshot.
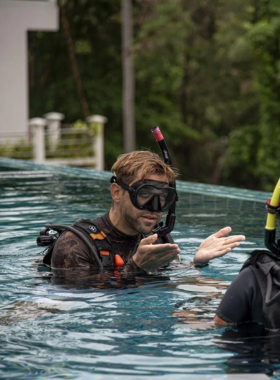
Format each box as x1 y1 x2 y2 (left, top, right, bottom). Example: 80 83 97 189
214 177 280 330
213 249 280 329
41 150 245 277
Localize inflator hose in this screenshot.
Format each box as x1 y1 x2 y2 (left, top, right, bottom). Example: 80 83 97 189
45 224 103 270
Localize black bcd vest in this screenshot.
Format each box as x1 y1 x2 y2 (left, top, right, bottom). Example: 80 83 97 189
241 249 280 330
42 218 174 269
43 218 125 268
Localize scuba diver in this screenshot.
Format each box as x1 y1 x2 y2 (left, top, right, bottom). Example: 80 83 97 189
37 127 245 280
215 177 280 330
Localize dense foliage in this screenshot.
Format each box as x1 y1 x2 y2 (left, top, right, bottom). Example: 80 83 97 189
28 0 280 191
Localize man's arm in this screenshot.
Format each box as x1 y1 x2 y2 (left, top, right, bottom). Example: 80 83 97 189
51 231 158 275
213 267 259 326
51 231 96 269
193 227 246 267
214 314 228 325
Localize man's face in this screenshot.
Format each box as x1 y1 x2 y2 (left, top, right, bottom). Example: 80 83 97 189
119 173 169 235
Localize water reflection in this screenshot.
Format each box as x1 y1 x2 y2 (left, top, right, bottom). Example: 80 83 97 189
1 162 278 378
215 324 280 376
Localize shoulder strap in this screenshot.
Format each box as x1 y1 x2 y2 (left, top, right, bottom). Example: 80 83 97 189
72 218 113 251
42 222 103 269
240 249 276 272
72 218 124 267
242 249 280 328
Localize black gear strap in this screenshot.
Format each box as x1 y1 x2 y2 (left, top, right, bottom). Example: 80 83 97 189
266 199 280 214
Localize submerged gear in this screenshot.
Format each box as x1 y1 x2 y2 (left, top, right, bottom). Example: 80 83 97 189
110 176 178 212
40 218 128 269
38 213 174 271
241 250 280 330
217 176 280 329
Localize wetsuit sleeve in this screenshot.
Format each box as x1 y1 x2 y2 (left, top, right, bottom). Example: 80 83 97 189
216 267 261 324
122 258 148 275
51 231 99 269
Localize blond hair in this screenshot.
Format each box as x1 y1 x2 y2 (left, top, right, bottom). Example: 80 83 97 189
111 150 178 184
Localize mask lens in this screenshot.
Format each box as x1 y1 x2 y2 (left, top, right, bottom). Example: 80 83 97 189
136 185 176 211
137 186 157 206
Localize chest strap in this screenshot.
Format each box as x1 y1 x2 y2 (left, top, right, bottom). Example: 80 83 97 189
72 218 125 267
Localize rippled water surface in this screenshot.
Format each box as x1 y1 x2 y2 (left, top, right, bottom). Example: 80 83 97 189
0 158 278 380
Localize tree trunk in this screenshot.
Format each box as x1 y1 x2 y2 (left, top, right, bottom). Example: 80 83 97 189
122 0 135 152
58 0 90 118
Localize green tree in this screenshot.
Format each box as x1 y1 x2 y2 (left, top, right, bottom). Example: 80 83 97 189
134 0 257 185
29 0 279 191
222 0 280 190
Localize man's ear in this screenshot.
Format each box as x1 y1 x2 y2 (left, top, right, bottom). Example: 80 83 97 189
110 183 122 203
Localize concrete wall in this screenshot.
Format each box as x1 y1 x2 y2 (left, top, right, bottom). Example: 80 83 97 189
0 0 58 137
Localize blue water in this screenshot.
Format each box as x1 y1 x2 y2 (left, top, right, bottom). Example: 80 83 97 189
0 158 278 380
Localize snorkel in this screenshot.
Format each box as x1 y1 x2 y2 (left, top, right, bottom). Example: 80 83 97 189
151 127 178 238
265 178 280 255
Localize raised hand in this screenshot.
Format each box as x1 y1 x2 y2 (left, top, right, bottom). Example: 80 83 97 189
193 226 245 267
133 234 180 271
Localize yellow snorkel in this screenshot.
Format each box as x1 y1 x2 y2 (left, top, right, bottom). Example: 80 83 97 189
265 178 280 254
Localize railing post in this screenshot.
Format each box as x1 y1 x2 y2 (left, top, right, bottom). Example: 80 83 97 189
44 112 64 152
86 115 107 171
29 118 47 163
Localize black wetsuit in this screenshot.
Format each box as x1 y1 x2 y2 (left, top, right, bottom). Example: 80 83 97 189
50 212 148 276
216 266 263 324
216 250 280 328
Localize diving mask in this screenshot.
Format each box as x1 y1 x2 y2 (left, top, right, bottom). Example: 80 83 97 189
110 176 178 212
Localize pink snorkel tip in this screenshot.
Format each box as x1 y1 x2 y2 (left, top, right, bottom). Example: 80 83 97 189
151 126 164 142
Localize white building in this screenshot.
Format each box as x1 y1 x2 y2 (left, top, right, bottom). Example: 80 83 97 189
0 0 58 139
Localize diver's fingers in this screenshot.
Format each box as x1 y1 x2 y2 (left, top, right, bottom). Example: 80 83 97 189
137 241 180 263
158 251 180 265
209 247 232 259
139 234 158 246
215 244 241 256
148 246 181 258
213 226 232 239
140 240 179 252
222 235 246 245
209 241 243 258
139 235 181 253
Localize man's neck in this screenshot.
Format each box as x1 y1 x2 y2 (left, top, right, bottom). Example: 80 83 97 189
109 208 139 236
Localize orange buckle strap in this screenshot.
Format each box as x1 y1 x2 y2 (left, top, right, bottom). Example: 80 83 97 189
114 254 124 266
90 231 106 240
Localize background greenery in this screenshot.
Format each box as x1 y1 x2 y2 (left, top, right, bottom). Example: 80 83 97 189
28 0 280 191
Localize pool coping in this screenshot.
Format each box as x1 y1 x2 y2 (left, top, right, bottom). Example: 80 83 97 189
0 157 270 203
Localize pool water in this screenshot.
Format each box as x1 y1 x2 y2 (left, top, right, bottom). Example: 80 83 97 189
0 158 278 380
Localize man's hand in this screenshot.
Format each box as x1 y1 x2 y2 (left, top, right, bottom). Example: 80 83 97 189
133 234 181 272
193 226 245 267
